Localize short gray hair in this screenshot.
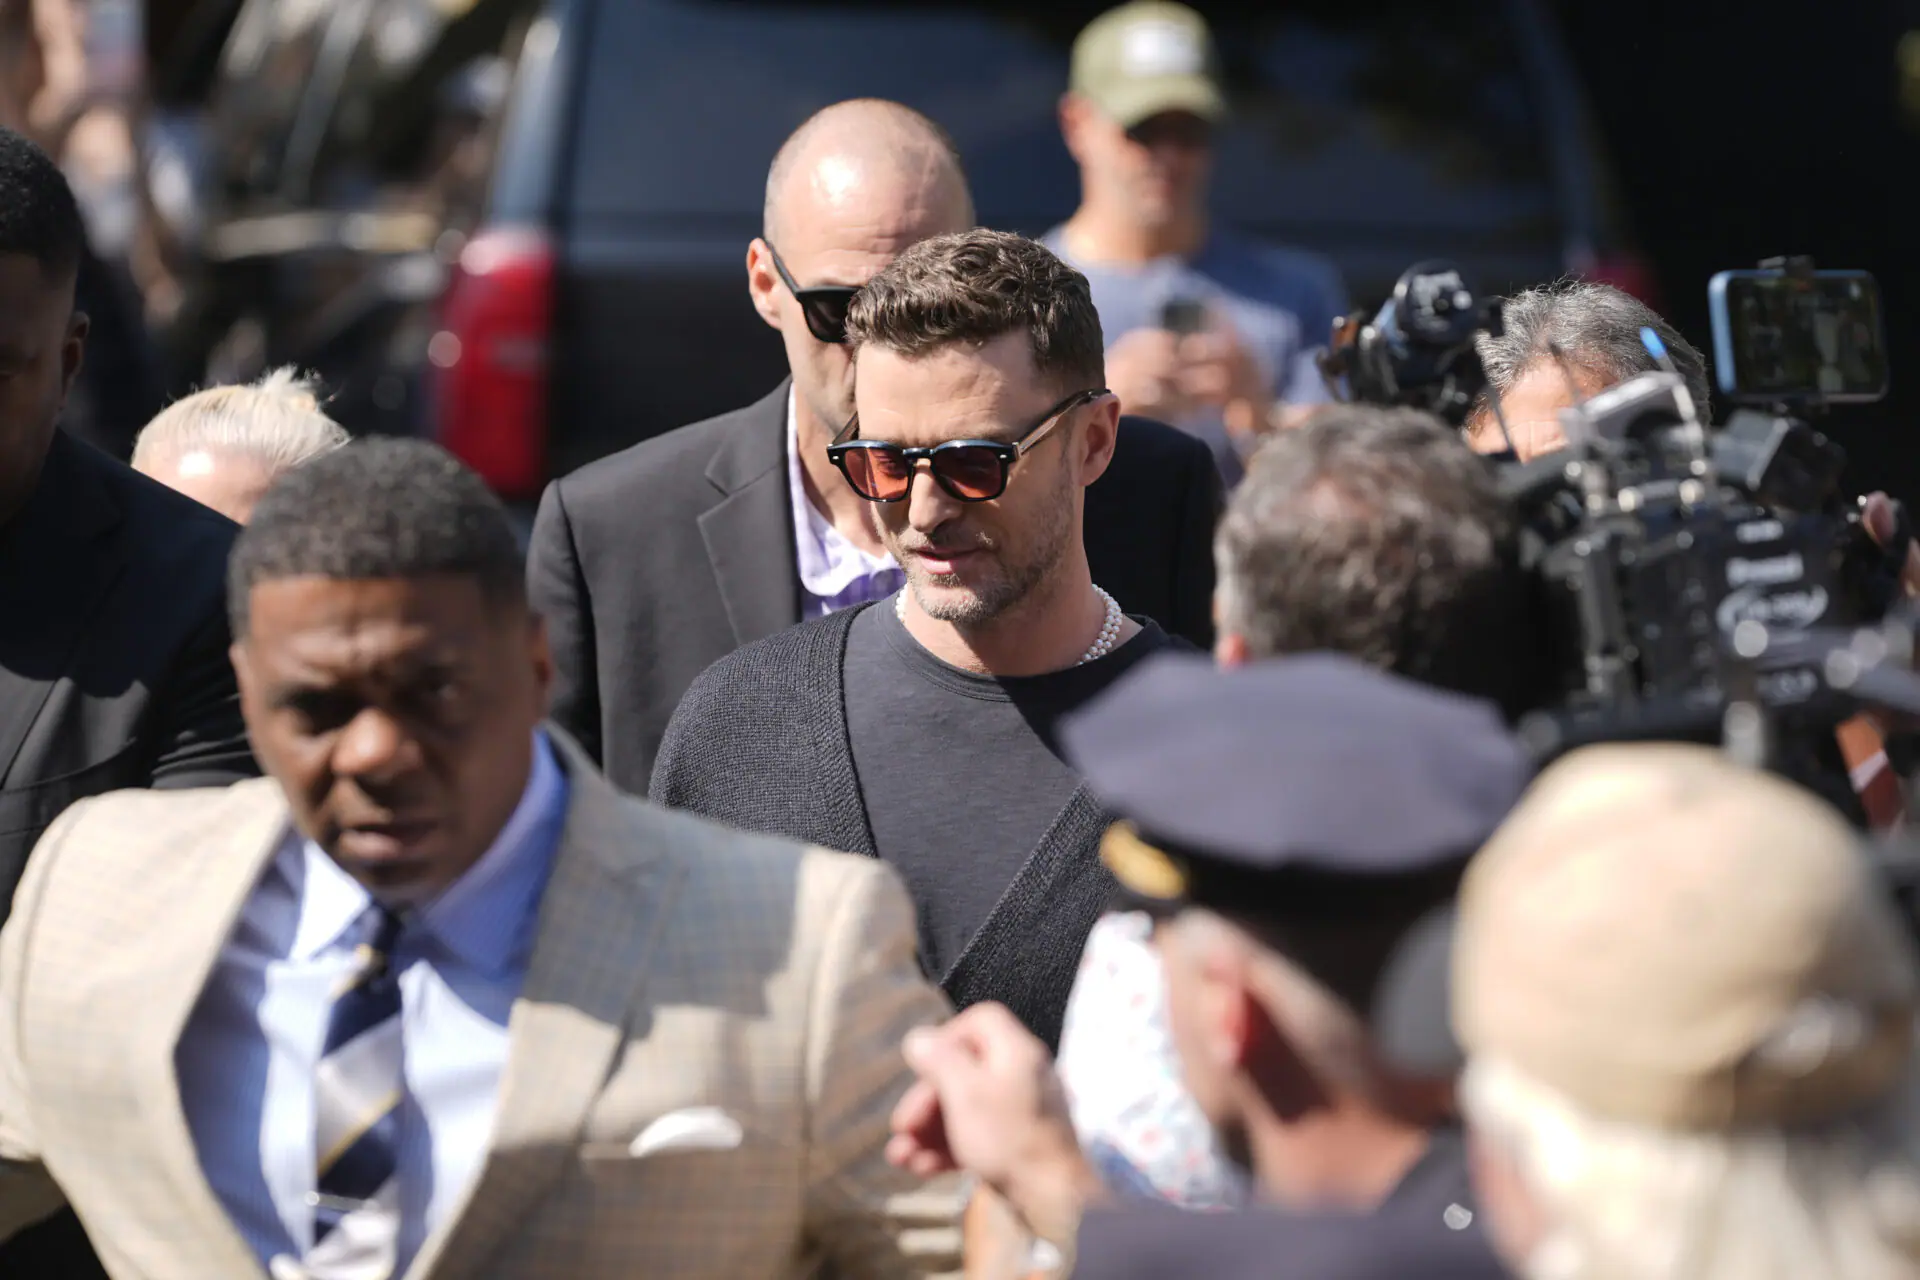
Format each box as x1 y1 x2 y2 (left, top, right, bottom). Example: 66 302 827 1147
1472 280 1711 437
1214 404 1541 719
133 368 350 475
1462 1054 1920 1280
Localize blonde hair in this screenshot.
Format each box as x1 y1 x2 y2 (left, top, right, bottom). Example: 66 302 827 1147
1461 1053 1920 1280
133 368 350 475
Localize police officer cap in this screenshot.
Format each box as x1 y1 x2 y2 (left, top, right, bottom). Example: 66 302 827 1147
1058 652 1532 918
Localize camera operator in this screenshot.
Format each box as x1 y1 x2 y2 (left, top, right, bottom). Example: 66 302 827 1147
1463 279 1710 463
1465 278 1919 829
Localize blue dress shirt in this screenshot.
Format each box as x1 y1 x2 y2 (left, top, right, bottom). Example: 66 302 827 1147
177 734 570 1275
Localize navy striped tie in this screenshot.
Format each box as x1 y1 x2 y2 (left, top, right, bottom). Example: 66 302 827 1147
308 906 405 1275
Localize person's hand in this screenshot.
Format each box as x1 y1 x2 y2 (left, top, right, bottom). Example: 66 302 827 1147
1176 326 1274 445
1847 493 1920 776
1863 491 1920 600
1104 328 1193 421
1175 328 1264 406
887 1003 1102 1245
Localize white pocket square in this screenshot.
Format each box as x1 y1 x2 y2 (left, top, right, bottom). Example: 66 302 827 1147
628 1107 745 1158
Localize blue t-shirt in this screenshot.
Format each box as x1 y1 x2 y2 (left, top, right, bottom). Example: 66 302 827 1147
1044 227 1348 485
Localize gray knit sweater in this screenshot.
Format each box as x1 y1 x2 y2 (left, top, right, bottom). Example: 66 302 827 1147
650 604 1119 1050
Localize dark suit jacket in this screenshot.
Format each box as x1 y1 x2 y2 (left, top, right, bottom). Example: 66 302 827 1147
528 380 1224 793
0 432 260 1275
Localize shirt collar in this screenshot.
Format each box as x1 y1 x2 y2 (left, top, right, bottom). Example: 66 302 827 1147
286 731 570 971
416 731 568 971
287 835 372 961
786 388 898 598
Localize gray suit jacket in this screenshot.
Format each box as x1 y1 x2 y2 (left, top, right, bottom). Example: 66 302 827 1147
0 733 960 1279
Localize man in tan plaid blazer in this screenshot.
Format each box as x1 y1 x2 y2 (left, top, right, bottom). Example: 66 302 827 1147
0 438 960 1280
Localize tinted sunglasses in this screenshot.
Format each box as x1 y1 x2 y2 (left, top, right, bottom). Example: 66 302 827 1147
766 242 859 344
827 388 1110 504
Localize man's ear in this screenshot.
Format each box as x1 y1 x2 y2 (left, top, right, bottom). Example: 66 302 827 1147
1189 934 1250 1069
229 637 253 701
1058 93 1093 164
746 239 784 332
526 610 555 710
60 310 89 399
1075 395 1122 487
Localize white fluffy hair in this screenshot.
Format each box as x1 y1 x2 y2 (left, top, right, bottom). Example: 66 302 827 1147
1460 1053 1920 1280
132 368 350 474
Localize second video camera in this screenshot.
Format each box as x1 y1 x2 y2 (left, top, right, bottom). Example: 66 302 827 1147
1319 261 1503 427
1337 257 1909 824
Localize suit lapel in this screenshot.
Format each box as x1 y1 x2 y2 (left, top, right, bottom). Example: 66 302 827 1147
698 381 801 645
410 739 683 1280
137 780 293 1277
0 435 128 786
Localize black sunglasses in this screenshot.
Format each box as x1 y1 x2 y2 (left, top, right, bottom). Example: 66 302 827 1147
765 242 860 344
827 388 1110 504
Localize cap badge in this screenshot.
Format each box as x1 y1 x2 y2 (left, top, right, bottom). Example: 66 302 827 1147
1100 823 1189 900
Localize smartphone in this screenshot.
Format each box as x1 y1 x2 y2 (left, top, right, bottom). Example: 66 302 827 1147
1160 297 1208 337
1708 268 1888 404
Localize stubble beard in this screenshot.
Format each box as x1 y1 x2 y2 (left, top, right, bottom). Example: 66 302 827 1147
899 465 1076 628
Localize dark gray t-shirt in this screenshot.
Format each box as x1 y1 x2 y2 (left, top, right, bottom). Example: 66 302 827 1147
844 599 1176 979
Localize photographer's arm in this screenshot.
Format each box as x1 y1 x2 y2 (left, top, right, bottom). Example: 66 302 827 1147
1838 491 1920 830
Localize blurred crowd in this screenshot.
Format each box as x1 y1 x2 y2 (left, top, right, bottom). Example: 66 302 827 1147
2 4 1919 1280
0 0 192 457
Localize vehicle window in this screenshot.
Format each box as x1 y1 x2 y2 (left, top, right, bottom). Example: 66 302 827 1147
567 0 1554 240
208 0 341 196
309 1 531 232
321 0 524 171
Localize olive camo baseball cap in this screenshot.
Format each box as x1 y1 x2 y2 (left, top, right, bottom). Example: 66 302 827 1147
1070 2 1226 130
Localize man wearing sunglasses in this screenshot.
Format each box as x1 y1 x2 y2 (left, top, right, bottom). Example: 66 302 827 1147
1047 2 1349 486
653 230 1187 1054
527 99 1224 796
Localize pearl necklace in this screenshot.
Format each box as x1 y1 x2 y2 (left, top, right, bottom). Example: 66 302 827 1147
895 585 1125 666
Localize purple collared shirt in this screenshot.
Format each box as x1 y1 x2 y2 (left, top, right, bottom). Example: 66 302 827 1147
787 390 905 618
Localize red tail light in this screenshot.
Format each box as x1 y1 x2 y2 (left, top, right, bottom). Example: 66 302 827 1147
1578 250 1663 313
429 226 553 499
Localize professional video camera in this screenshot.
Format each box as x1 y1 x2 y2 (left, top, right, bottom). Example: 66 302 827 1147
1319 261 1503 427
1328 257 1914 826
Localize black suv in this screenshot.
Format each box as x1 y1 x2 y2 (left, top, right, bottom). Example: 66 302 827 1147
183 0 1645 506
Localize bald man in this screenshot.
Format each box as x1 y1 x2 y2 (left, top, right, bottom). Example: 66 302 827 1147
529 98 1224 792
